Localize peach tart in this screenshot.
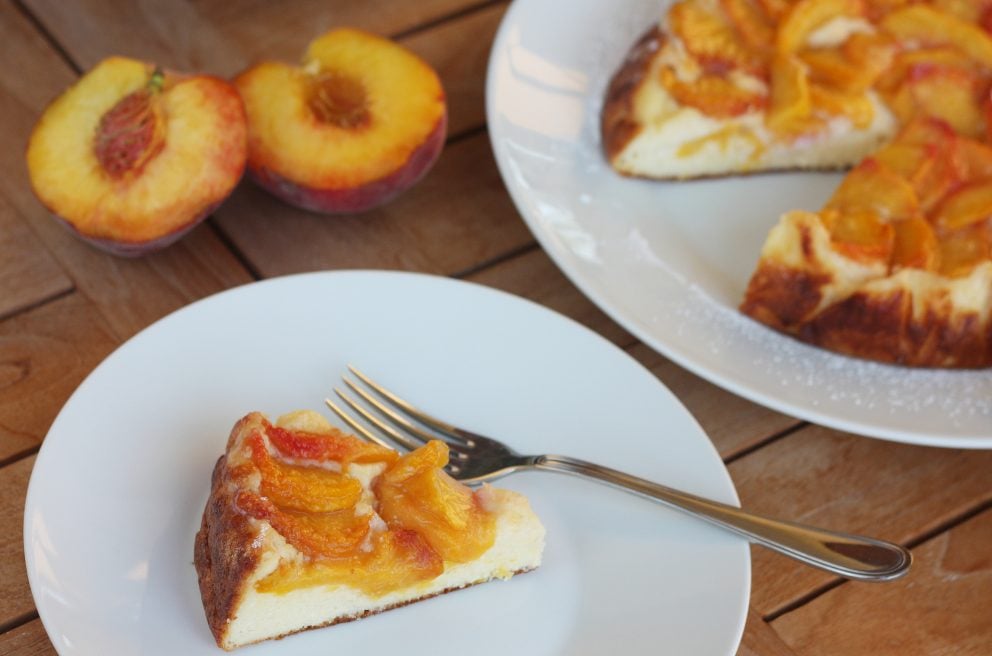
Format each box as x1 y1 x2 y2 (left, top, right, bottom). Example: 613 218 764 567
27 57 247 256
234 28 447 214
194 410 544 650
603 0 992 367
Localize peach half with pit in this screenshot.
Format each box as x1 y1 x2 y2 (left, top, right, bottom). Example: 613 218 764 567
26 57 247 256
234 28 447 214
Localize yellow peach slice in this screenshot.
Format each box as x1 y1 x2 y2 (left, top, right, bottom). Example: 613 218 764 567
777 0 865 54
766 53 813 135
235 28 446 214
826 158 919 221
809 84 874 128
938 224 991 277
26 57 246 255
670 1 762 73
905 66 986 139
933 181 992 231
660 68 767 117
881 5 992 70
821 208 895 263
720 0 775 51
891 217 939 270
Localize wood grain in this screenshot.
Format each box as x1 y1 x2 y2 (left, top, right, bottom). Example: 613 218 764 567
214 134 533 278
0 293 118 459
729 426 992 616
0 457 38 626
0 194 70 322
0 2 254 341
22 0 499 76
0 620 55 656
772 507 992 655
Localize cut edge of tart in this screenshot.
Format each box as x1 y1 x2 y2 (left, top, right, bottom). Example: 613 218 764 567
194 410 545 651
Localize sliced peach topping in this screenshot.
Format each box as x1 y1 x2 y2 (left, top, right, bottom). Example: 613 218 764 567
767 53 815 135
881 5 992 70
670 0 763 73
825 158 919 221
721 0 775 51
954 138 992 180
929 0 992 30
874 47 977 94
903 65 987 139
660 68 767 118
821 208 895 262
932 180 992 231
756 0 794 21
809 83 874 127
937 224 992 277
777 0 865 54
376 440 496 564
267 423 397 466
891 217 939 270
247 432 363 513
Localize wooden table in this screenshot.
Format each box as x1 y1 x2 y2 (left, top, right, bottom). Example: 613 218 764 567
1 2 990 654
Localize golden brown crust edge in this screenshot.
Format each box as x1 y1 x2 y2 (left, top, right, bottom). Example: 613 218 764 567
601 26 661 164
741 260 992 368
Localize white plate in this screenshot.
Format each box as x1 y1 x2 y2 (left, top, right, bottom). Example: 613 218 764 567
25 271 749 656
486 0 992 447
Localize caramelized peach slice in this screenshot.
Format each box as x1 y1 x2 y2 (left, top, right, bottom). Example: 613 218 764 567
670 1 762 73
800 49 870 94
721 0 775 51
904 65 986 139
266 423 397 466
809 84 874 128
248 433 363 513
826 158 919 221
891 217 939 270
777 0 865 54
954 138 992 180
874 47 977 93
766 53 813 135
821 208 895 262
933 181 992 231
881 5 992 70
930 0 992 25
661 68 767 117
376 440 495 564
235 490 373 559
756 0 793 20
938 224 992 277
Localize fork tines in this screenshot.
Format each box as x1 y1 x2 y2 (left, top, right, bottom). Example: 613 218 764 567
325 366 470 472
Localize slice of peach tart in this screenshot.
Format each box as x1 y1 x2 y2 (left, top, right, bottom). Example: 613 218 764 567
194 410 544 650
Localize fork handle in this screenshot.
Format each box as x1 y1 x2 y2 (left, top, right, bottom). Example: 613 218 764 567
532 454 911 581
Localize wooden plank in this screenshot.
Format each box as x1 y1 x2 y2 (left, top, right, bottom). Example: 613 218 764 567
214 133 533 278
0 2 253 341
0 620 54 656
771 507 992 655
465 248 635 347
0 293 119 459
728 426 992 617
0 457 37 627
626 343 801 459
737 608 800 656
23 0 498 77
0 195 70 322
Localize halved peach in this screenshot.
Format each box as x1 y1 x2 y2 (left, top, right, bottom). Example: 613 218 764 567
891 216 939 270
26 57 246 256
235 28 447 214
932 180 992 231
777 0 865 54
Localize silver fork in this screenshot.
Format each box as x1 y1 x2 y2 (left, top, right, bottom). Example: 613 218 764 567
326 366 911 582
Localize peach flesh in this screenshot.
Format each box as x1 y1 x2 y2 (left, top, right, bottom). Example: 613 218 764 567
247 112 447 214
